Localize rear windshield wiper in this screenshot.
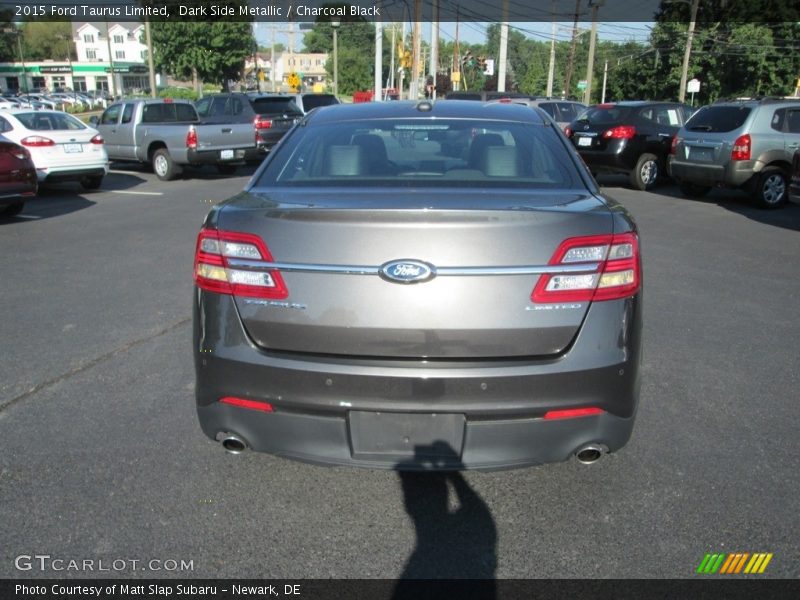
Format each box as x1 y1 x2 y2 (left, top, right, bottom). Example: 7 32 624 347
688 125 713 131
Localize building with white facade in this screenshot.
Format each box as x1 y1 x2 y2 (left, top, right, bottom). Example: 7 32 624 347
243 51 330 91
0 22 152 96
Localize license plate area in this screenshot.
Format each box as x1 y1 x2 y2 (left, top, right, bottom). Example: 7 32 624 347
688 146 714 162
63 143 83 153
348 411 465 460
220 149 234 160
577 136 592 147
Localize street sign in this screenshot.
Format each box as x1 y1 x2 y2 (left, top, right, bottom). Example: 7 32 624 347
287 72 300 90
687 79 701 93
577 80 587 91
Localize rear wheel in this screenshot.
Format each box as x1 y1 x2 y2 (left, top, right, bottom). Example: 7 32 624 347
629 153 659 191
152 148 182 181
80 175 103 190
679 181 712 198
1 202 24 217
216 164 238 175
754 168 787 209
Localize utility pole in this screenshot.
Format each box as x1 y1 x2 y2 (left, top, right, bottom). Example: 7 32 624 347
374 21 382 101
144 19 156 97
601 59 608 103
546 0 556 97
563 0 581 98
390 24 396 91
452 10 460 91
583 0 604 105
410 0 421 100
104 20 116 97
429 1 439 99
497 0 509 92
678 0 700 103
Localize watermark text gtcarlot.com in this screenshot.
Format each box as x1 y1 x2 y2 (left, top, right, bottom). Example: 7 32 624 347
14 554 194 572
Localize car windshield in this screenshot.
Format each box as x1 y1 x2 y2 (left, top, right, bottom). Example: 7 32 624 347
576 105 631 124
685 106 752 132
255 118 582 189
14 112 86 131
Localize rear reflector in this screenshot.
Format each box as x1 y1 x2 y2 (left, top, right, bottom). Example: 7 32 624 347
544 407 605 420
194 229 288 299
532 232 641 303
220 397 274 412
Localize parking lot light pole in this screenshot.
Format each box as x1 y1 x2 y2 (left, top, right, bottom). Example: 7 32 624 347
331 21 340 97
3 28 28 94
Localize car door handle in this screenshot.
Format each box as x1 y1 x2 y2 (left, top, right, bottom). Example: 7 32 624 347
222 128 232 134
658 133 672 137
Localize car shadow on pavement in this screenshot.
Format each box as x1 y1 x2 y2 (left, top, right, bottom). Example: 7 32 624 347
392 442 497 599
0 190 95 224
656 183 800 232
109 161 261 181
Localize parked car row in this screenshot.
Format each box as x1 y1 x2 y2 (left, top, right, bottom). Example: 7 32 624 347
562 96 800 208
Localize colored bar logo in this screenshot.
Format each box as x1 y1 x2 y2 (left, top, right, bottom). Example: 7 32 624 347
697 553 773 574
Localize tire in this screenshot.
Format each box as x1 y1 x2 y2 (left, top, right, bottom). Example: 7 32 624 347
629 153 660 191
754 168 788 209
80 175 103 190
1 202 24 217
679 181 712 198
152 148 182 181
216 164 238 175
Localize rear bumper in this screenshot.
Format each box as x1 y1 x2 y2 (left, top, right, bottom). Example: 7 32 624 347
40 165 108 183
186 147 255 166
575 140 638 174
668 157 755 188
193 292 643 470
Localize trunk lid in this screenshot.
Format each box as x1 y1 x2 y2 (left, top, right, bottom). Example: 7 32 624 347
215 188 613 359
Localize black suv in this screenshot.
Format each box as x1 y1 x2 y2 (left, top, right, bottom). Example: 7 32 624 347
194 93 304 156
566 101 693 190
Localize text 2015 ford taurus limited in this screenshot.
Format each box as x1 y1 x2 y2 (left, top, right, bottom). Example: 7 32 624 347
192 100 643 470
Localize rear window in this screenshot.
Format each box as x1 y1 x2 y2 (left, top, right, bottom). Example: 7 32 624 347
249 97 302 115
685 106 751 133
301 95 338 111
576 105 631 124
15 112 86 131
255 119 582 190
142 103 198 123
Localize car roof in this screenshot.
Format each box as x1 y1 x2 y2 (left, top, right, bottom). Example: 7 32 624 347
305 100 550 125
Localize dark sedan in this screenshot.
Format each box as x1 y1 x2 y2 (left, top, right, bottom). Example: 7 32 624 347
192 101 643 470
0 137 37 217
566 101 693 190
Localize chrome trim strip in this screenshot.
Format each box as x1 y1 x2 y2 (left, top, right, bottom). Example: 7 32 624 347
226 258 600 276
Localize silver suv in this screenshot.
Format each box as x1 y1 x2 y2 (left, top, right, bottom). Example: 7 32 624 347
487 97 586 131
669 97 800 208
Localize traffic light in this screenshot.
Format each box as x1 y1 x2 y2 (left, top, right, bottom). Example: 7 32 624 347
477 57 487 72
401 50 411 69
462 50 474 69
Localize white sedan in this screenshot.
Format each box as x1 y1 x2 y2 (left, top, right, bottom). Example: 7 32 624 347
0 109 108 189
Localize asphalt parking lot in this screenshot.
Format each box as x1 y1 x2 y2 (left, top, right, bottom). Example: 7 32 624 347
0 165 798 579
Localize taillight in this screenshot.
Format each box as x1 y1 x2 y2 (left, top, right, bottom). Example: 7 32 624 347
194 229 288 299
564 126 573 138
602 125 636 139
671 136 680 155
531 232 641 303
6 146 30 160
90 134 104 145
254 116 272 130
731 133 751 161
21 136 55 147
186 127 197 150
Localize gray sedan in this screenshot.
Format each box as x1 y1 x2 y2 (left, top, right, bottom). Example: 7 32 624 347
192 100 643 470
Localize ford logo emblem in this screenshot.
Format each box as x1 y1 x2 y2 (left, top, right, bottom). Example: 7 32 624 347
379 260 435 284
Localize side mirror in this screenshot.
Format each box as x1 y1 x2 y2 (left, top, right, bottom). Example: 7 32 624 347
89 115 99 126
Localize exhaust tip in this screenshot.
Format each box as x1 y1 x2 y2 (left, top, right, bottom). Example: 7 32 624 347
216 432 248 455
575 444 606 465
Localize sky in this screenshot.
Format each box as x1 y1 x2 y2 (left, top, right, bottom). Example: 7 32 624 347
254 21 655 51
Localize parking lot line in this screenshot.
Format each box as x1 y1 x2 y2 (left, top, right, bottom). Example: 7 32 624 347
112 190 164 196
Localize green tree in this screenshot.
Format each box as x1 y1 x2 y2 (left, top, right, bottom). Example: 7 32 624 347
149 1 254 90
19 20 74 61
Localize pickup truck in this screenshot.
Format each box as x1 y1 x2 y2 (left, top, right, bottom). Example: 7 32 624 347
92 98 257 180
194 93 304 155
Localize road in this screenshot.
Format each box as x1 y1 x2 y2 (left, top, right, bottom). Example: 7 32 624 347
1 166 798 579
